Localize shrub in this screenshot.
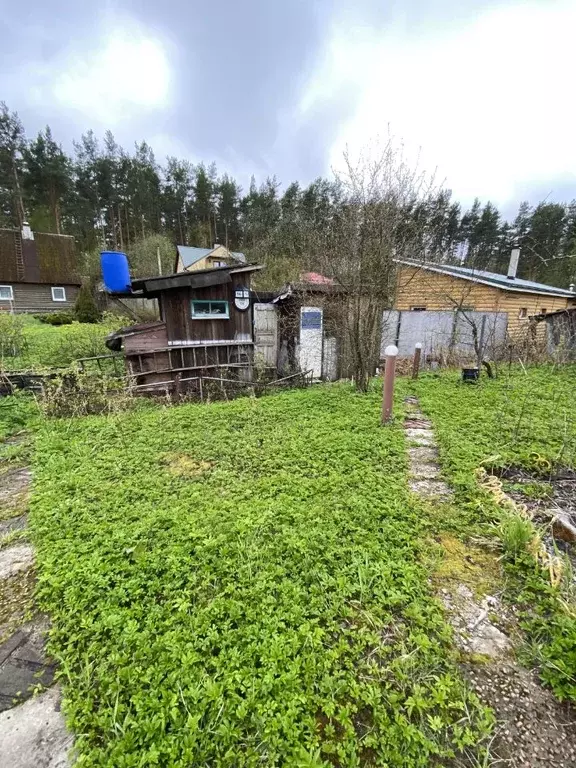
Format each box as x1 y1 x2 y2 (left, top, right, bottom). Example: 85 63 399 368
75 284 101 324
0 314 27 359
34 312 74 326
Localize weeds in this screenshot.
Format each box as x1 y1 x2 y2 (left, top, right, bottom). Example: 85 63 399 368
31 385 492 766
412 366 576 702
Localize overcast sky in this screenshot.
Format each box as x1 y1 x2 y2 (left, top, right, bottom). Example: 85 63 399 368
1 0 575 212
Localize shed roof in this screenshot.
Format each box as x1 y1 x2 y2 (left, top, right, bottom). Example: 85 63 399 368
396 259 576 299
0 227 80 285
177 245 246 269
132 264 262 297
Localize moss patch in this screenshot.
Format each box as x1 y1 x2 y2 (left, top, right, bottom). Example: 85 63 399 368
434 534 501 598
161 452 213 478
0 567 36 644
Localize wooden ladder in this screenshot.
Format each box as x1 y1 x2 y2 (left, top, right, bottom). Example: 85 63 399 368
15 231 25 280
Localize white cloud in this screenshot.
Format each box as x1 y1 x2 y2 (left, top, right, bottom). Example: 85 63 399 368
28 20 171 126
303 1 576 205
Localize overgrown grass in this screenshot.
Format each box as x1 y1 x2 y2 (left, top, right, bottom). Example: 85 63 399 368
0 315 122 371
412 365 576 702
30 385 492 766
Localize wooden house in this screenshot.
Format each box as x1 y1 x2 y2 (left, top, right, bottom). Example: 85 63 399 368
107 263 262 393
0 224 81 313
175 244 246 273
395 260 576 334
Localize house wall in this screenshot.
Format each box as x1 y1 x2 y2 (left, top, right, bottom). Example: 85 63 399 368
0 282 80 314
179 246 241 273
395 266 574 334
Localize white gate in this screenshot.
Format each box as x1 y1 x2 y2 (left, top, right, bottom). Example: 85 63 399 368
253 303 278 367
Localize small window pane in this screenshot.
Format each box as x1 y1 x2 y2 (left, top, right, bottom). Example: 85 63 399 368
518 307 527 319
0 286 13 301
52 287 66 302
191 300 229 319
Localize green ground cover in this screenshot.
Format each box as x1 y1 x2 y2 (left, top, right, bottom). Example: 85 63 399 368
0 315 120 371
30 385 491 767
412 365 576 701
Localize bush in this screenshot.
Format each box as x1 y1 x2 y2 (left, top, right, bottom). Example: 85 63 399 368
0 314 27 359
75 284 101 324
34 312 74 326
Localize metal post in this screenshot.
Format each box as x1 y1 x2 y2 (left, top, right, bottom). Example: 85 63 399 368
381 345 398 424
412 343 422 380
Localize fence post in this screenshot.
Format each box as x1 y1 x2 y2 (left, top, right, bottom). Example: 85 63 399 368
381 345 398 424
412 343 422 380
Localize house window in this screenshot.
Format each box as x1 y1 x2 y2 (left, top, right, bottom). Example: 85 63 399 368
541 308 547 315
0 286 14 301
410 306 427 311
191 300 230 319
212 260 227 267
51 287 67 302
518 307 528 319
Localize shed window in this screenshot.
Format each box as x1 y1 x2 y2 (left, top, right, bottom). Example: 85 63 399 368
51 286 66 302
518 307 528 319
410 306 427 311
0 286 14 301
541 308 547 315
191 300 229 319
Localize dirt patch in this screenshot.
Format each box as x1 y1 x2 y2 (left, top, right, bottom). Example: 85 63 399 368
492 465 576 572
464 662 576 766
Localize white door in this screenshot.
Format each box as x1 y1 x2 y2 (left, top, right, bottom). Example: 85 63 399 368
299 306 323 378
253 303 278 367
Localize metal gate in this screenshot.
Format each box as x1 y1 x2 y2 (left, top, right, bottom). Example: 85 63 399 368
253 303 278 367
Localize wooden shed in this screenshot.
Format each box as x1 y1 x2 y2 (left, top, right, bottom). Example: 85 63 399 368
107 264 262 393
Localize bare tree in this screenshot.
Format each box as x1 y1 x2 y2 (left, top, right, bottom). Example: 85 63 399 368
307 138 442 391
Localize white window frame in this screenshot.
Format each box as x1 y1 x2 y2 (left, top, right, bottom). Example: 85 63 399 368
51 286 67 302
190 299 230 320
518 307 528 319
0 285 14 301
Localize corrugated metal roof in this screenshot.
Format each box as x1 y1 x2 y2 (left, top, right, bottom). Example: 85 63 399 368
397 259 576 299
177 246 247 268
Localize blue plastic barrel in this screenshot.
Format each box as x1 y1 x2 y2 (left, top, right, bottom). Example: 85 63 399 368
101 251 132 293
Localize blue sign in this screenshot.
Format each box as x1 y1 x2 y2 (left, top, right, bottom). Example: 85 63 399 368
301 310 322 330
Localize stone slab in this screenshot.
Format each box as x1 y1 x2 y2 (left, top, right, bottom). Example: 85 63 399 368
0 685 72 767
0 544 35 579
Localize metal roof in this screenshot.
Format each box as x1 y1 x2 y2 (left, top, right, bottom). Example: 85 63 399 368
131 263 262 296
396 259 576 299
177 245 246 268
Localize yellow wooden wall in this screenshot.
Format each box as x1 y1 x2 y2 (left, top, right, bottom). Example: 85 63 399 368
395 266 574 334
